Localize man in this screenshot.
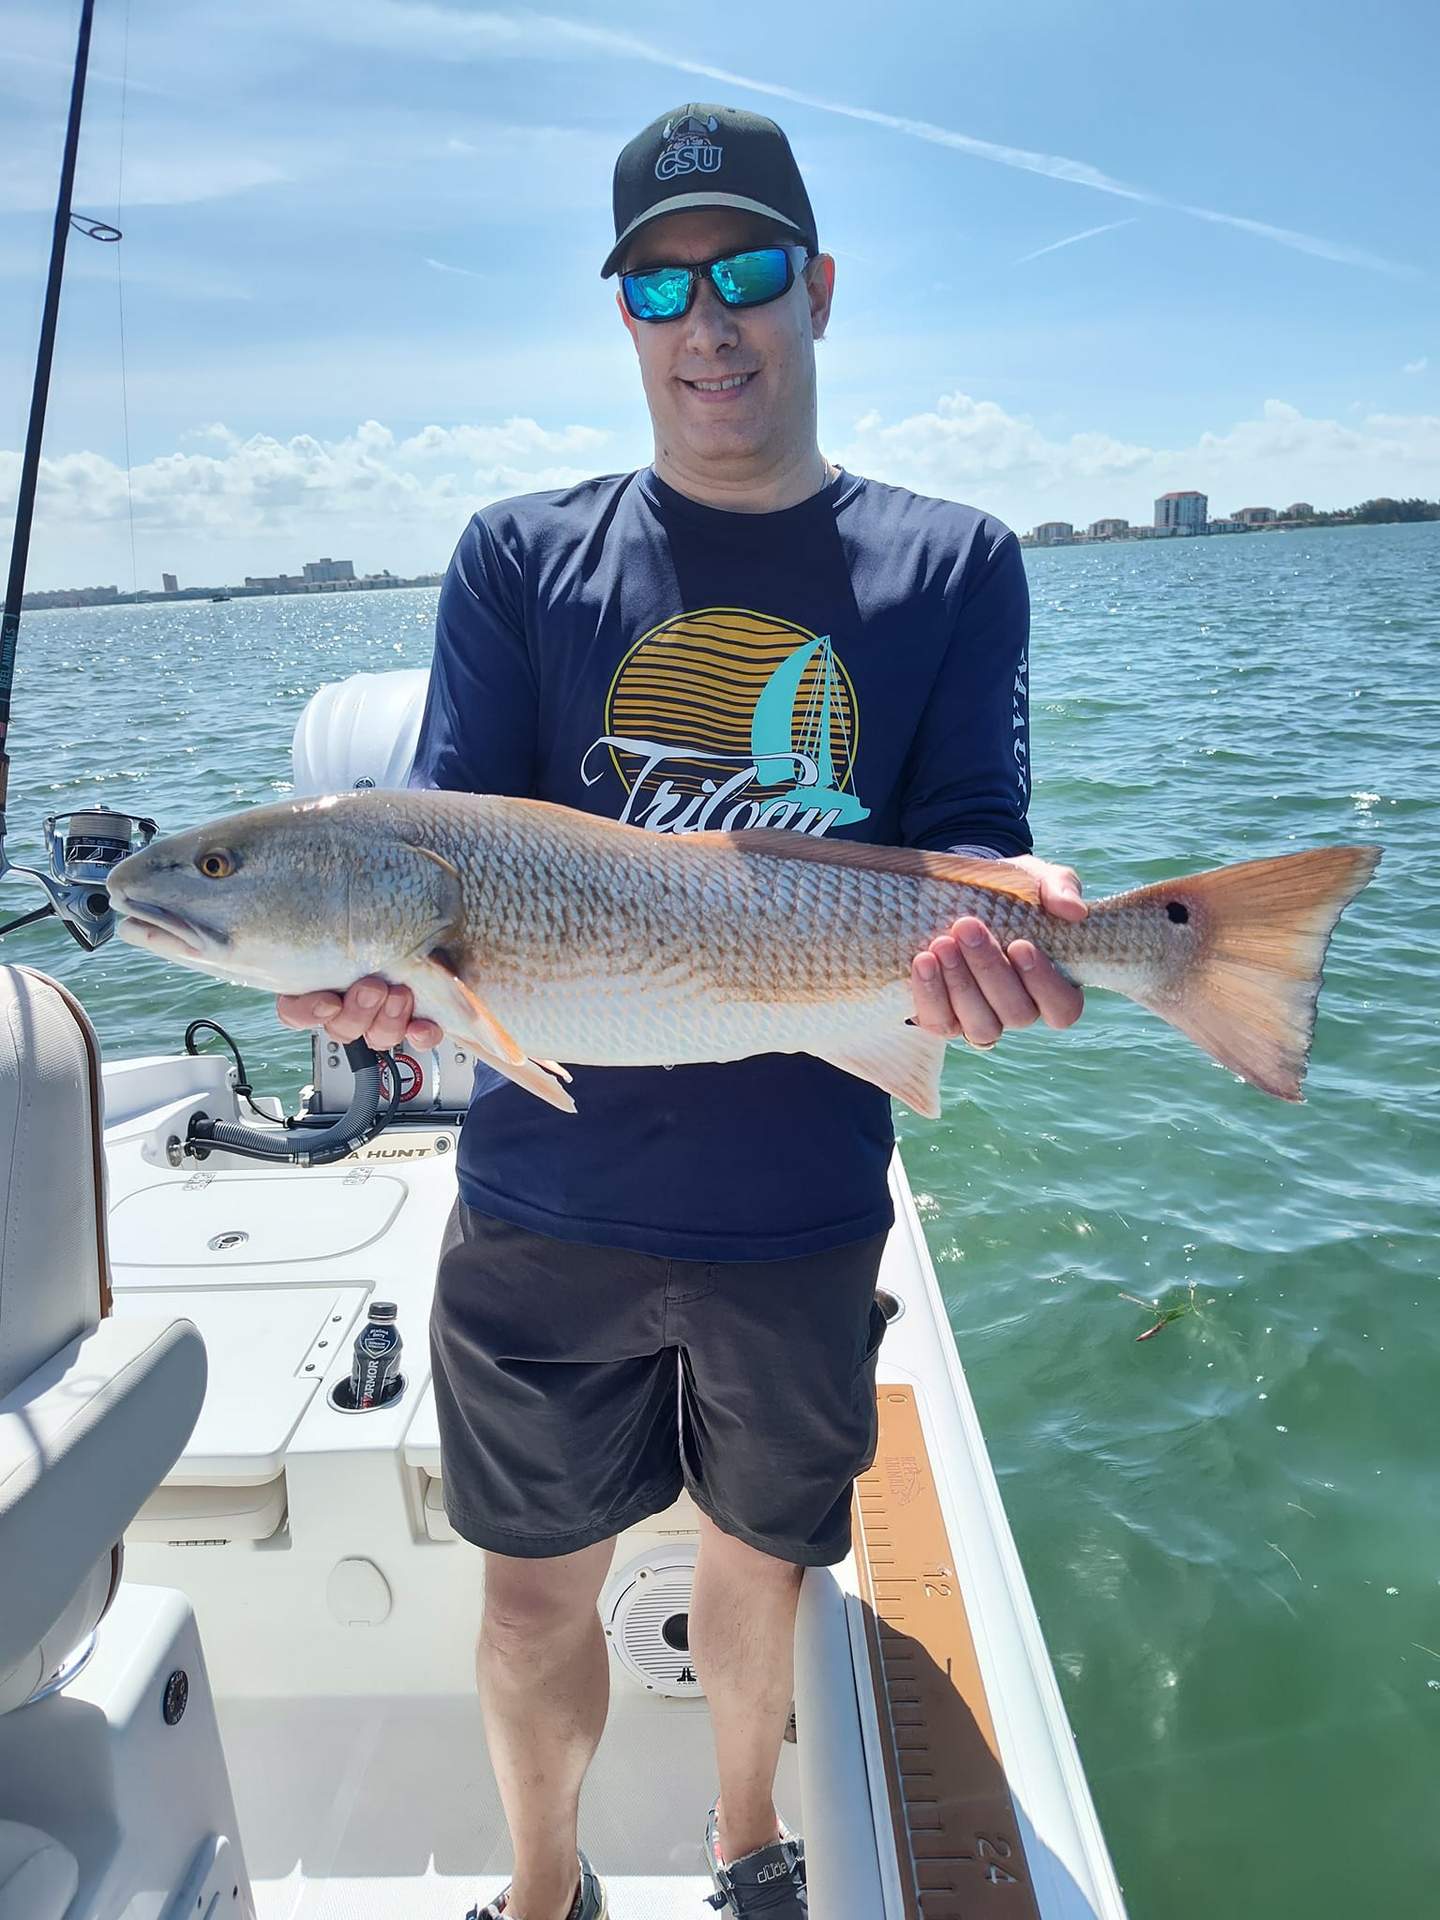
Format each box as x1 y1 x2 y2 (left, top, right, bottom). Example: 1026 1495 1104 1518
280 104 1084 1920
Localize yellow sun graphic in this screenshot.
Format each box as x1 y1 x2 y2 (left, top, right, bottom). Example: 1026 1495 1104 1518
604 606 861 802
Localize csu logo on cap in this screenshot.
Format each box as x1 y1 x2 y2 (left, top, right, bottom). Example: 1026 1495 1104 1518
657 113 722 181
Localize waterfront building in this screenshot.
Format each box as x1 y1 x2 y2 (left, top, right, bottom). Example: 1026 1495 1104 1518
1032 521 1075 546
20 584 119 609
302 557 355 583
1208 518 1244 534
1234 506 1276 525
1283 502 1314 519
162 572 178 593
1154 490 1208 533
1089 517 1129 539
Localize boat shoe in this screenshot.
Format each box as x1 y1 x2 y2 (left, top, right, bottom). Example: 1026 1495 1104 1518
703 1804 808 1915
466 1849 607 1920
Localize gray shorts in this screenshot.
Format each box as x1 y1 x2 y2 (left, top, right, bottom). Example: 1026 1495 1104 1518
428 1202 888 1566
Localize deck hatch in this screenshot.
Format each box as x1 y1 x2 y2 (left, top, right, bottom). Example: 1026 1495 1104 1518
109 1173 406 1266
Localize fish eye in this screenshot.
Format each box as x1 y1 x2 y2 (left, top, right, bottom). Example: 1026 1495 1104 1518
197 848 238 880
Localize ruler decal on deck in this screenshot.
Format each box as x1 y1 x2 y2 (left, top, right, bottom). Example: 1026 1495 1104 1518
852 1386 1041 1919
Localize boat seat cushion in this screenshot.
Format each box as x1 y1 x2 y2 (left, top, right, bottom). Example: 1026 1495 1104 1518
0 963 211 1717
0 1819 78 1920
0 966 108 1402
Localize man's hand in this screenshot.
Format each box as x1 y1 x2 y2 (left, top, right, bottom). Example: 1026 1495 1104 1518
910 856 1086 1048
276 979 444 1053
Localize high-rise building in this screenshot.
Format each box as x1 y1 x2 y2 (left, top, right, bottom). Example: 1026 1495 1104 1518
1233 507 1276 525
162 572 178 593
302 557 355 583
1089 518 1129 539
1031 521 1075 546
1154 491 1208 533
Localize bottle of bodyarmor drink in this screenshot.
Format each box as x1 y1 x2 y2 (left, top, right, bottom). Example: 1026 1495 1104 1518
350 1301 402 1408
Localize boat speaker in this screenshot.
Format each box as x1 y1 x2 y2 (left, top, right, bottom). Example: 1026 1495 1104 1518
601 1547 701 1698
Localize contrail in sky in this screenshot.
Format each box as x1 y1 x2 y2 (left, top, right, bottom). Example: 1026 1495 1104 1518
517 10 1406 275
4 46 175 97
1014 219 1137 266
313 4 1405 273
425 257 487 280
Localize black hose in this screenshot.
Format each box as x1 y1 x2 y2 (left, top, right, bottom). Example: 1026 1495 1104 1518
188 1039 394 1167
183 1017 274 1121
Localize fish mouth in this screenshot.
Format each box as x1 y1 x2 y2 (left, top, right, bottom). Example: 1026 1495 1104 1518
113 896 229 959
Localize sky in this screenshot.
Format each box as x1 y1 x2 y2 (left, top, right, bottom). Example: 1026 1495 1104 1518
1 0 1437 590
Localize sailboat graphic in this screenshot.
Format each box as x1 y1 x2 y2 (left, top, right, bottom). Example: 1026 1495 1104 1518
749 635 869 825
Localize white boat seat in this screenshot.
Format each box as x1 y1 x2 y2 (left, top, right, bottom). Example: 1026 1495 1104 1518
0 966 207 1715
0 1819 77 1920
291 666 431 794
0 1820 77 1920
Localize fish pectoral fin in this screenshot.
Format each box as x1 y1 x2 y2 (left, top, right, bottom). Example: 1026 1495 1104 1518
409 957 577 1115
812 1025 948 1119
414 955 527 1065
479 1051 578 1115
404 846 467 958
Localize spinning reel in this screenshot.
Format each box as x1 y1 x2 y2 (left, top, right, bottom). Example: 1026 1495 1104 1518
0 805 157 949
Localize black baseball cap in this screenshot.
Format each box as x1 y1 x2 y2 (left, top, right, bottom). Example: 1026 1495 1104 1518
601 103 819 278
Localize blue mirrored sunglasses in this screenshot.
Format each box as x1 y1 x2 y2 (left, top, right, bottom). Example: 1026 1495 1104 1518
621 244 811 323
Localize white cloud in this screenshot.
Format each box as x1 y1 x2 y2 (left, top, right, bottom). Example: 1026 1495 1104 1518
832 395 1440 530
0 417 612 532
10 398 1438 591
396 420 609 460
1403 357 1428 375
2 417 617 588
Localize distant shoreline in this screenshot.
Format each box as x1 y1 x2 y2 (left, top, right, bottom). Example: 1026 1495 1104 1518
19 575 445 613
23 508 1438 607
1021 509 1440 551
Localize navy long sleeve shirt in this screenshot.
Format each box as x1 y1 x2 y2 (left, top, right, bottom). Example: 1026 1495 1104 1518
411 464 1031 1258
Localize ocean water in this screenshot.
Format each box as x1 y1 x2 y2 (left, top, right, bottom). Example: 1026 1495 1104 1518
6 520 1437 1918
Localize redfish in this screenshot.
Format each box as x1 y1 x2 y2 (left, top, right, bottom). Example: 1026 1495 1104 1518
107 791 1380 1116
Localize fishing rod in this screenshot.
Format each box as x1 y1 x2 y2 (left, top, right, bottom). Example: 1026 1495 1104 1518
0 0 155 948
0 5 395 1165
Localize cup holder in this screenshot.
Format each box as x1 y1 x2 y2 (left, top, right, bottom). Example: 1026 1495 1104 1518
875 1287 905 1324
328 1373 408 1414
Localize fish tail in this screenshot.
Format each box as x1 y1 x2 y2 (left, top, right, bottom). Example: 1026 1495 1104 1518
1121 845 1381 1100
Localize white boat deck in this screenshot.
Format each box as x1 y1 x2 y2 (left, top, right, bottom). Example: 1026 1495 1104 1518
219 1688 771 1919
88 1051 1126 1919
